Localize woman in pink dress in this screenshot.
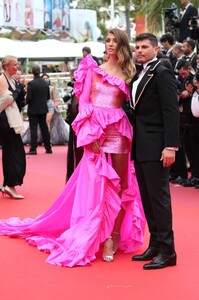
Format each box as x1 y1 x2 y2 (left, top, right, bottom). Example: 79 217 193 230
0 29 145 267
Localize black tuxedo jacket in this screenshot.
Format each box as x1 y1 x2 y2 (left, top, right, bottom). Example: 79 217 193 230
179 5 198 42
26 76 50 115
129 60 180 161
182 52 198 70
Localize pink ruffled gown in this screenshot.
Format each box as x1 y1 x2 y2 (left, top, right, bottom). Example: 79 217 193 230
0 56 145 267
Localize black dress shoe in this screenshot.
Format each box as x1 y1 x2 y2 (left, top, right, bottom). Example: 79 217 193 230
26 150 37 155
46 149 53 154
169 175 176 182
182 177 197 187
132 247 159 261
143 252 177 270
171 176 187 185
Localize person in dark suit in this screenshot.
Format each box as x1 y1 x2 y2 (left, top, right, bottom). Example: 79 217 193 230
177 0 198 42
82 46 100 65
26 66 52 155
181 38 198 70
12 69 26 112
160 33 177 69
129 33 180 270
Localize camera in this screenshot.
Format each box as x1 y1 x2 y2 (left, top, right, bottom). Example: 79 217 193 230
189 16 199 29
189 16 199 42
164 3 179 37
185 69 196 87
164 3 178 24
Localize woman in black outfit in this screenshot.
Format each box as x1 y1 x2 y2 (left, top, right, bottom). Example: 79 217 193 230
0 55 26 199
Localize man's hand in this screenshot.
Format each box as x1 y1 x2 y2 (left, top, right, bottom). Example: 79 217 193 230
160 148 176 168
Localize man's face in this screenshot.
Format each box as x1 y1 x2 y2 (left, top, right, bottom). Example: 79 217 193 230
178 67 190 78
182 42 191 55
13 70 21 81
161 41 168 50
180 0 189 6
82 51 88 58
135 39 159 64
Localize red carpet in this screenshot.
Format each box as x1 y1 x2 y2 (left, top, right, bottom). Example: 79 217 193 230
0 145 199 300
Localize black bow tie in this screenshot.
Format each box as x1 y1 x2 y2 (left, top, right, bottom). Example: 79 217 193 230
136 64 143 73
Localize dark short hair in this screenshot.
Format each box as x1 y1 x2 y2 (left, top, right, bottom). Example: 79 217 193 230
32 65 40 76
176 59 191 70
41 73 49 78
160 58 173 70
160 33 174 45
82 46 91 54
135 33 158 47
183 38 196 50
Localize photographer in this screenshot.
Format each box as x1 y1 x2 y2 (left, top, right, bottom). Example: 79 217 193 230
164 3 179 39
177 0 198 42
176 60 199 187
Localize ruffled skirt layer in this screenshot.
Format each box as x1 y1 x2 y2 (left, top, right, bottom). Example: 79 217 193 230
0 148 145 267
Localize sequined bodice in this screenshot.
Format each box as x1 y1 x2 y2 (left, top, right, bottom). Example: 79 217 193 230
91 73 125 108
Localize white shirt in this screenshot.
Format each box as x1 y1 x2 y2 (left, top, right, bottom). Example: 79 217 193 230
181 3 191 19
132 58 157 104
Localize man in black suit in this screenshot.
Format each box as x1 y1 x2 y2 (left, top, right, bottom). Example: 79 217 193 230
26 66 52 155
160 33 177 69
129 33 180 270
177 0 198 42
12 69 26 112
82 46 100 65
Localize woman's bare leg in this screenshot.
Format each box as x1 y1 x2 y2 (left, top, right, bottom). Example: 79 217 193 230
103 153 128 259
46 112 53 132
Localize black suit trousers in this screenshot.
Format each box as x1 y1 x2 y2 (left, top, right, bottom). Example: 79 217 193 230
184 125 199 178
0 111 26 186
170 126 188 179
134 160 174 254
28 114 51 151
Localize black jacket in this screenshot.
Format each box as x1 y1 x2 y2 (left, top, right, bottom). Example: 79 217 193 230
178 5 198 42
128 60 180 161
26 76 50 115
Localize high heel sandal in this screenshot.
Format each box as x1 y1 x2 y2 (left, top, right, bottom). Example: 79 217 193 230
102 237 114 262
2 186 24 199
112 231 121 255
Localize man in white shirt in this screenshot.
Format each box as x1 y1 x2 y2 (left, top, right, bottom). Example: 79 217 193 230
129 33 180 270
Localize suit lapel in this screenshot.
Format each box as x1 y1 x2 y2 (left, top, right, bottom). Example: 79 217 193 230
130 60 161 110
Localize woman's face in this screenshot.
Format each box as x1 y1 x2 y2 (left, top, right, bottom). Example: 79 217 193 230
5 59 18 76
105 33 118 56
42 75 50 85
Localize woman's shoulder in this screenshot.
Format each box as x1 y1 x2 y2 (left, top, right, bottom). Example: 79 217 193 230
99 64 126 82
94 65 129 96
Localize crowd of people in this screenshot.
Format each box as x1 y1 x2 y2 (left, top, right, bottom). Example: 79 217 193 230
0 0 198 270
158 37 199 188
